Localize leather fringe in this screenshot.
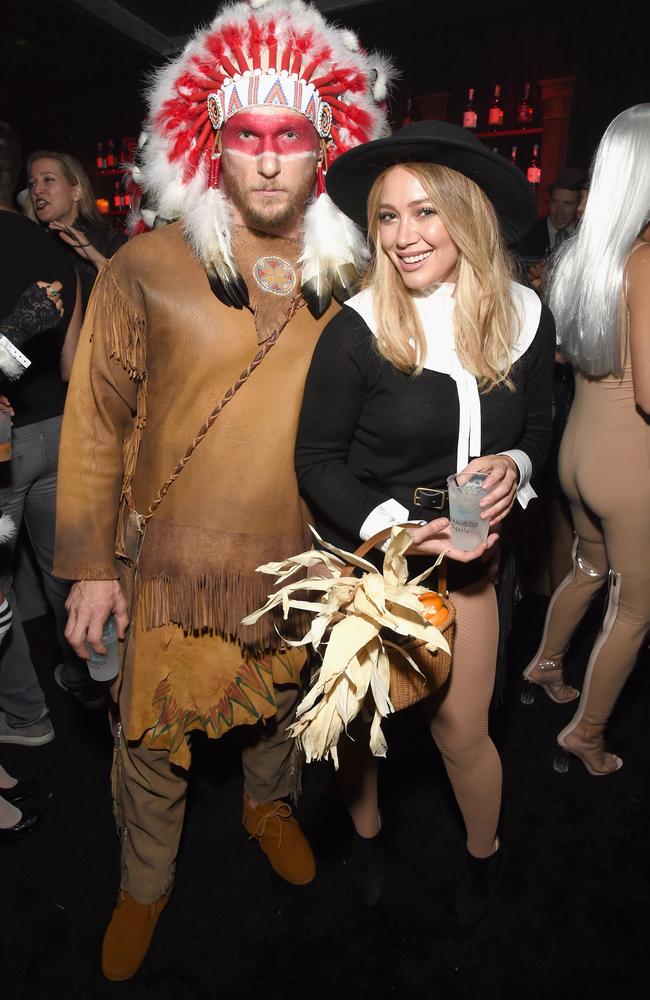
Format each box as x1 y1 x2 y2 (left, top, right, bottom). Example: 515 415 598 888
97 264 147 381
136 571 309 652
110 717 125 839
288 739 304 805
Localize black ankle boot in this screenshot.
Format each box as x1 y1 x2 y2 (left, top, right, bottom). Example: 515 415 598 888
350 830 384 907
455 846 500 926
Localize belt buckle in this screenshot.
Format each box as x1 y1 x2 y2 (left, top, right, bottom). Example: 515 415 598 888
413 487 447 511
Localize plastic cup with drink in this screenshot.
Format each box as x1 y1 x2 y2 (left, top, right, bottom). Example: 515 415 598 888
446 472 493 552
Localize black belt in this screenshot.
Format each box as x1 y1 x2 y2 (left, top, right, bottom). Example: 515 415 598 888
412 486 448 512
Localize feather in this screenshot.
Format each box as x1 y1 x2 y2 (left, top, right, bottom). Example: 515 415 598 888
368 52 399 105
184 185 249 308
299 193 368 316
301 272 333 319
0 340 25 381
206 263 246 309
0 512 16 544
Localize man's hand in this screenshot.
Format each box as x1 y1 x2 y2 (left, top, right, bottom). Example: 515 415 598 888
0 395 14 417
65 580 129 659
406 517 500 563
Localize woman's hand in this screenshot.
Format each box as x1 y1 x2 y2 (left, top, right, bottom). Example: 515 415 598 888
49 221 106 270
459 454 519 526
36 281 64 319
406 517 500 563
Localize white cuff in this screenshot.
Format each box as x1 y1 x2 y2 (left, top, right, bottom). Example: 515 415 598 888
499 449 537 509
359 498 412 552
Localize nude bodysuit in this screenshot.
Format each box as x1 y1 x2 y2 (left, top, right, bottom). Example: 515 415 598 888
538 245 650 733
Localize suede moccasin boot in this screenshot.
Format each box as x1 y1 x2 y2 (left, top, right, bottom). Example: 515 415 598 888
101 890 170 981
242 793 316 885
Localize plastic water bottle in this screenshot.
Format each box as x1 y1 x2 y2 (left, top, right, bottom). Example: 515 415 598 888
85 616 119 681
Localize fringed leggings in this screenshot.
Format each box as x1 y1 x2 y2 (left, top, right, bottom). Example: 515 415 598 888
337 577 501 858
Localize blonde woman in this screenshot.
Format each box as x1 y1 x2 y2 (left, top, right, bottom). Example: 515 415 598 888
28 151 125 310
295 121 555 923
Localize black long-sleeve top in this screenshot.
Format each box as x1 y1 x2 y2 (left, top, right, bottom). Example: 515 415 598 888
295 288 556 559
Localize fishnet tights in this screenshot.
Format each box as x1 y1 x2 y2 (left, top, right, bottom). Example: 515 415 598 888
337 577 501 857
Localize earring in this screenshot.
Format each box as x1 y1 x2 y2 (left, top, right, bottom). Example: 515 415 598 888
209 131 222 189
316 139 329 197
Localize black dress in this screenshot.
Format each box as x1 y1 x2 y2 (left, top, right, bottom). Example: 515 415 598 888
295 282 556 588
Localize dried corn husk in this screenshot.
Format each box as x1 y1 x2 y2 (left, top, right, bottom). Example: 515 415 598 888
242 526 448 767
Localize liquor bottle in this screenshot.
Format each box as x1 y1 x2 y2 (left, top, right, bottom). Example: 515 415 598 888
462 88 477 130
510 145 518 166
516 82 534 128
96 141 105 171
106 139 116 169
488 84 504 131
113 180 123 210
527 144 541 187
402 97 414 127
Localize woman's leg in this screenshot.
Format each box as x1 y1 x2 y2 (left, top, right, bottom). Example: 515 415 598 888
335 711 380 838
558 497 650 772
524 423 609 702
426 578 500 858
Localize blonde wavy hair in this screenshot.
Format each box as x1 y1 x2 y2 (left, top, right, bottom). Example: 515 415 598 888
27 150 105 228
365 163 517 390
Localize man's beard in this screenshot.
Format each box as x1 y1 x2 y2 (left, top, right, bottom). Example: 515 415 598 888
222 163 316 235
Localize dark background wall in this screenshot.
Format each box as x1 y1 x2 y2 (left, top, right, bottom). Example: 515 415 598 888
346 0 650 170
2 0 649 181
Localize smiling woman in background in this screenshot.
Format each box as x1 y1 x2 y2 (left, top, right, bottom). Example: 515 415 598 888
28 152 125 310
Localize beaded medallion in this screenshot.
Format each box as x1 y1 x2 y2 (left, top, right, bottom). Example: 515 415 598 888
252 256 297 296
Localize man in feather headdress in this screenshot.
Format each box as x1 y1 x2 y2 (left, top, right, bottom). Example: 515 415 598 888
53 0 394 981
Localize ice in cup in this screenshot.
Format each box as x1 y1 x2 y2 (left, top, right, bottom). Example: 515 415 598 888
84 615 119 682
447 472 492 552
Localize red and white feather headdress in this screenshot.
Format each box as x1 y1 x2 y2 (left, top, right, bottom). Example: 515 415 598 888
130 0 396 314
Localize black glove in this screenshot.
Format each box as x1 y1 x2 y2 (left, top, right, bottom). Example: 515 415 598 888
0 283 63 348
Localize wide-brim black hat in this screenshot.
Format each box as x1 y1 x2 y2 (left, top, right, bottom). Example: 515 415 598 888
326 119 537 243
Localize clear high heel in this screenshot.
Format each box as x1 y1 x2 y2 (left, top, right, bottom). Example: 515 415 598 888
521 655 580 705
554 720 623 776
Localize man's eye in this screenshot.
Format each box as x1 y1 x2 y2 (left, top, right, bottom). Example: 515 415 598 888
284 131 299 140
239 130 253 139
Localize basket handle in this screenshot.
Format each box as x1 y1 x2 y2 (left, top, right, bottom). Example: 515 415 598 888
348 522 448 596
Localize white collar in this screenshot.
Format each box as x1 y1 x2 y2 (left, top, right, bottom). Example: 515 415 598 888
345 281 541 471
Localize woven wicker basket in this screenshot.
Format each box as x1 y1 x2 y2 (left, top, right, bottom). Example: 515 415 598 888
352 525 456 712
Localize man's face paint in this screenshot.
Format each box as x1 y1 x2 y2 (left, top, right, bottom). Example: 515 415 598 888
220 106 320 237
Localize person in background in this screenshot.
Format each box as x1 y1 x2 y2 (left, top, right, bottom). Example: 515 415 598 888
0 511 42 841
28 151 126 310
522 105 650 774
0 122 95 748
295 121 554 924
521 167 586 262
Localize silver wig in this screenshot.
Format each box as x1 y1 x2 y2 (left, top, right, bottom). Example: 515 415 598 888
548 104 650 376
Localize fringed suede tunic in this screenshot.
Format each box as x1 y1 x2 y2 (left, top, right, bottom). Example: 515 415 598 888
54 221 338 766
